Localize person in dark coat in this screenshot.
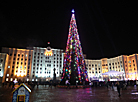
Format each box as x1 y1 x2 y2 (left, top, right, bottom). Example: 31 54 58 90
116 81 121 97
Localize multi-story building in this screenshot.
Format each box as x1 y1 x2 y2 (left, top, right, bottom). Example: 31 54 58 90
1 46 64 82
27 46 64 82
1 47 33 82
1 46 138 82
85 54 138 81
0 53 8 83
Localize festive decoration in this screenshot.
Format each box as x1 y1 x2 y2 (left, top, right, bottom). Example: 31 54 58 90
61 9 88 85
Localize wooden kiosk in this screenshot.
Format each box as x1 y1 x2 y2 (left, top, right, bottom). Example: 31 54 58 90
12 83 31 102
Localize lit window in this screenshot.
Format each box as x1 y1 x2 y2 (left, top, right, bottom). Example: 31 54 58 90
8 66 10 68
7 74 9 77
6 78 8 81
27 78 29 81
26 54 27 57
32 79 34 81
10 78 13 81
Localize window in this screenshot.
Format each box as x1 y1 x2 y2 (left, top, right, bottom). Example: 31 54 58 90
1 59 3 62
7 74 9 77
8 66 10 68
12 66 14 68
47 64 51 67
18 54 20 56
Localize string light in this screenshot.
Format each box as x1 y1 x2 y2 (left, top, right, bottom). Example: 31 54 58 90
61 10 88 82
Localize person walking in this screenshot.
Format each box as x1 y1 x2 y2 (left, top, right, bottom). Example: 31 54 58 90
65 80 70 89
111 82 114 90
116 81 121 97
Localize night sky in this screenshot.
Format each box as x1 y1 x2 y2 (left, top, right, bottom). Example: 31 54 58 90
0 1 138 59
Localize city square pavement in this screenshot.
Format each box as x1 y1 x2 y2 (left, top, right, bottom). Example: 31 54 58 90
0 84 138 102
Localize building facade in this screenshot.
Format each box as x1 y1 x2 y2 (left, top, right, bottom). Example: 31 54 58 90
1 47 138 82
1 47 64 82
27 47 64 82
0 53 8 82
85 54 138 81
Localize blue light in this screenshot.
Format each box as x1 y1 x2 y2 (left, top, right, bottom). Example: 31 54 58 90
72 9 75 13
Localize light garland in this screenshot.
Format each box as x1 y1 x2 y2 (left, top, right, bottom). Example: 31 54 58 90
61 10 88 83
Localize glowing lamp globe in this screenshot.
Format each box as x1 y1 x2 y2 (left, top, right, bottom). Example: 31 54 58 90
72 9 75 13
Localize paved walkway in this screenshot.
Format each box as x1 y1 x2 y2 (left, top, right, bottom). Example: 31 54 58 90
0 85 138 102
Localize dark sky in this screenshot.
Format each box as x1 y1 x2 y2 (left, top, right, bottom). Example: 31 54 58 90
0 1 138 59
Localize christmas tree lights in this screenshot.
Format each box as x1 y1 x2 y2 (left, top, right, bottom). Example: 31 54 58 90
61 9 88 85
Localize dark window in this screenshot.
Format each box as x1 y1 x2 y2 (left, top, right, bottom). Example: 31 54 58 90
12 66 14 68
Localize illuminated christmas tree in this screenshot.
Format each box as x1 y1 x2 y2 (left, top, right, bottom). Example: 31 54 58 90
61 9 88 85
